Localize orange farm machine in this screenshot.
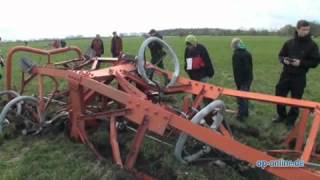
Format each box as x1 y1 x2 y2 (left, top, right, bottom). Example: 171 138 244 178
1 37 320 179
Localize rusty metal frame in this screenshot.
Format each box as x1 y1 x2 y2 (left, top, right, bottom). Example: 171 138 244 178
5 46 83 90
5 46 320 180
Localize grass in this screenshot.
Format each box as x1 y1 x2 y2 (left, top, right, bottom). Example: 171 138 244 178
0 35 320 179
0 134 116 180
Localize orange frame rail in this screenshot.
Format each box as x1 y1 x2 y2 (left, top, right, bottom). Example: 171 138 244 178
5 46 83 90
4 46 320 180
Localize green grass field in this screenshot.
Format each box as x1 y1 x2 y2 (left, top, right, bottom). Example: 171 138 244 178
0 36 320 180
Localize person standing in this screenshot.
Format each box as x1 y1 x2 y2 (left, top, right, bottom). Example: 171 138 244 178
184 34 214 83
52 39 60 49
148 29 166 69
111 31 123 57
273 20 320 128
0 50 3 79
231 38 253 121
90 34 104 57
60 40 67 48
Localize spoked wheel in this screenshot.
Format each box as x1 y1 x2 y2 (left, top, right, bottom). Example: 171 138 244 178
137 37 180 88
174 100 227 163
0 95 45 136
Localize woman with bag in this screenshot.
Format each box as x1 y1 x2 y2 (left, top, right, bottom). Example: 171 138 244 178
184 35 214 82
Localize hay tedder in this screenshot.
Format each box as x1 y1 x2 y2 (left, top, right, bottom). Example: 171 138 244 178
1 37 320 179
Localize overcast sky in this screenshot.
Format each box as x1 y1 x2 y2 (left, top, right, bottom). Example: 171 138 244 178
0 0 319 41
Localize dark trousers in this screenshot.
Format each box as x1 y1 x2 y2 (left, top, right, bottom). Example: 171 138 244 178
275 73 306 124
236 81 252 117
112 52 120 58
151 55 164 69
148 56 165 83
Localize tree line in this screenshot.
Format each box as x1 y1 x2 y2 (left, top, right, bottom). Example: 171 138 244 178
158 21 320 37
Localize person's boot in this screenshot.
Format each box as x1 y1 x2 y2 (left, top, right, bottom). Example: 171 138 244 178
286 123 294 131
272 116 286 123
236 113 246 121
286 117 296 131
236 116 245 121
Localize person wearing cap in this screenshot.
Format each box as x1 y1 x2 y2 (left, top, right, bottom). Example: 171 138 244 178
184 35 214 82
148 29 166 69
231 38 253 121
90 34 104 57
273 20 320 128
111 31 123 57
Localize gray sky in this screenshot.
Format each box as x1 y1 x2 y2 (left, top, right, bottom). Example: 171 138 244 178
0 0 319 41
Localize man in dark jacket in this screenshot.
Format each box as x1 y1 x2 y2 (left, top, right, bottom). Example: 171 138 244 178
148 29 166 69
231 38 253 121
60 40 67 48
111 31 123 57
273 20 320 128
184 34 214 82
90 34 104 57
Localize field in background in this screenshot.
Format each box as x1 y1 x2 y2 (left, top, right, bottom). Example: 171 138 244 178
0 36 320 179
